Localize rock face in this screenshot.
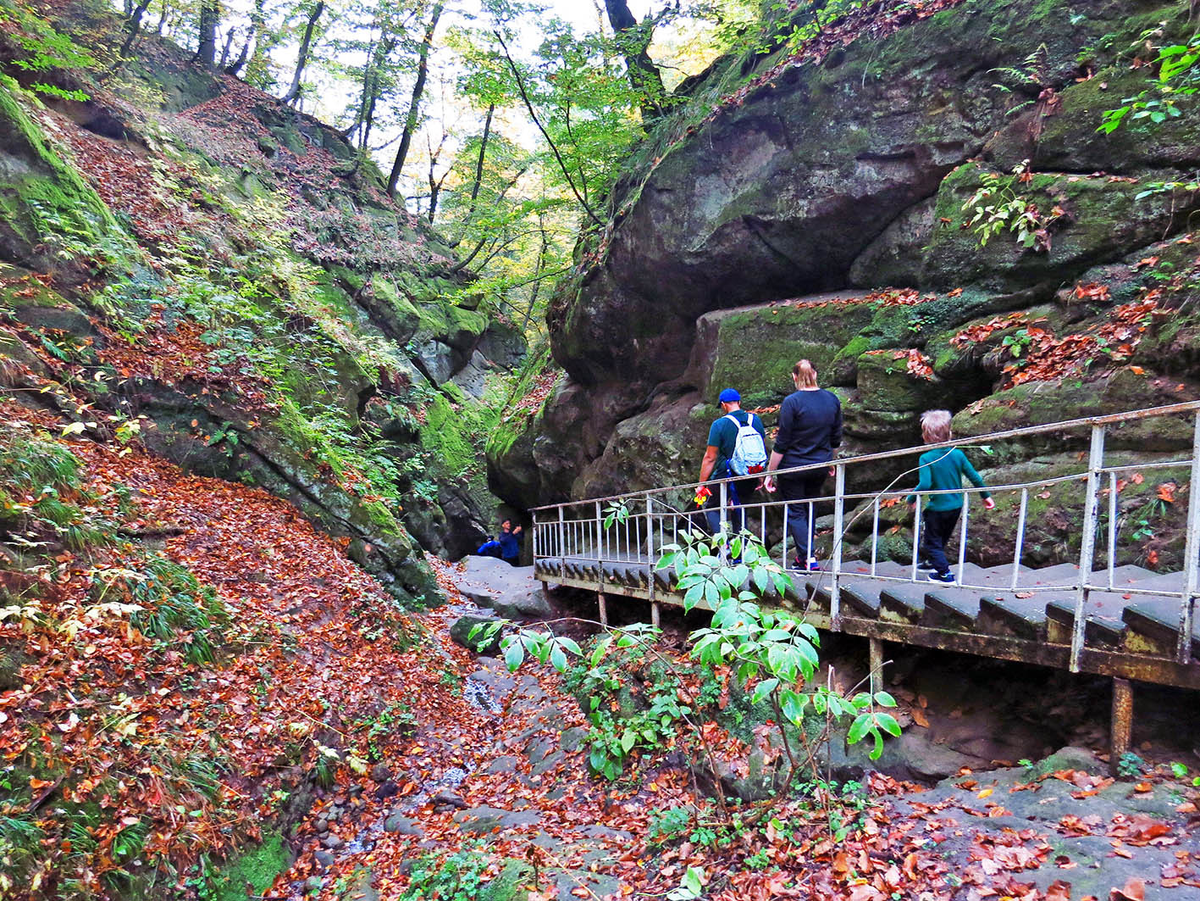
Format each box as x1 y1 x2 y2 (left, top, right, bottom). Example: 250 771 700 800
492 0 1200 555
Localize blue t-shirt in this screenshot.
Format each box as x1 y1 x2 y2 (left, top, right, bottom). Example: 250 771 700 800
706 410 766 479
498 530 521 560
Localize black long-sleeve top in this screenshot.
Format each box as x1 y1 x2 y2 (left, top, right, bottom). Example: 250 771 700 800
774 389 843 470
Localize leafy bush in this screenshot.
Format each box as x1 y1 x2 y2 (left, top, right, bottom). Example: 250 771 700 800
1101 30 1200 133
0 428 104 554
89 554 228 664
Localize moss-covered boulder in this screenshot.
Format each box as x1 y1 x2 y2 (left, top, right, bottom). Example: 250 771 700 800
690 293 878 405
952 369 1198 459
922 162 1199 292
0 75 124 278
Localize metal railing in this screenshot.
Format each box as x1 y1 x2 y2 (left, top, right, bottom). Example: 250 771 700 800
530 402 1200 672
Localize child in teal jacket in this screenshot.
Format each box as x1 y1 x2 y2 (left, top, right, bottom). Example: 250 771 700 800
906 410 995 583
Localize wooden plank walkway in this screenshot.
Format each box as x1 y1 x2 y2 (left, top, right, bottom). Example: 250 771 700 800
533 555 1200 690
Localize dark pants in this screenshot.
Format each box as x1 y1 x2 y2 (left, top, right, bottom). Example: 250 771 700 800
779 472 828 562
920 507 961 576
704 478 758 537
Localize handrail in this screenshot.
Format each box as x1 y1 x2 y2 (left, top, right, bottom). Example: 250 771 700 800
528 401 1200 511
528 402 1200 676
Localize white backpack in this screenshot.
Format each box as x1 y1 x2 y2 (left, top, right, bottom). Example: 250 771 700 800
725 414 768 476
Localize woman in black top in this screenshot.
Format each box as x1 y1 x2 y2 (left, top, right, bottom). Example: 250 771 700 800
763 360 843 570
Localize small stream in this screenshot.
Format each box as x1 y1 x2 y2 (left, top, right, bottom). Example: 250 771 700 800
286 598 508 897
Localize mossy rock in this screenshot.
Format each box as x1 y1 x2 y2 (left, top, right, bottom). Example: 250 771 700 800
839 393 920 443
856 350 947 412
695 294 877 405
479 860 534 901
952 369 1197 460
0 75 124 275
923 162 1199 292
202 830 292 901
364 275 422 344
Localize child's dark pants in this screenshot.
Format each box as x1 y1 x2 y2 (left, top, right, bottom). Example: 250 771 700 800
920 507 962 576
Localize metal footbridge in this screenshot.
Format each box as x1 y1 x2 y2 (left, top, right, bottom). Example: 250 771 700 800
529 403 1200 759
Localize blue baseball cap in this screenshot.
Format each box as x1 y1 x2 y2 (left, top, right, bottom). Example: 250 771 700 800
718 388 740 403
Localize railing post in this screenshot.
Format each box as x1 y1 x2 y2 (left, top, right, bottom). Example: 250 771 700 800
870 497 880 578
910 496 922 581
1177 411 1200 664
1070 425 1106 673
831 463 845 630
558 506 566 581
956 492 970 579
648 496 660 626
719 480 729 561
595 500 604 591
1011 488 1028 592
1107 471 1118 591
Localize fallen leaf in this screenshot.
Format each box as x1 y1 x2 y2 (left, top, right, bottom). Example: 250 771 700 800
1110 877 1144 901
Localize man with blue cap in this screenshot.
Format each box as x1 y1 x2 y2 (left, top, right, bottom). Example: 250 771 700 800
696 388 769 537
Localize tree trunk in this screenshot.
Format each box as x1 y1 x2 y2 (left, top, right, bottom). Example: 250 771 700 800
449 104 494 248
428 157 444 223
120 0 153 57
603 0 667 128
522 215 551 331
469 104 494 207
282 1 325 106
226 33 251 75
218 26 236 68
239 0 266 79
386 2 444 198
196 0 219 68
364 35 396 149
155 0 169 35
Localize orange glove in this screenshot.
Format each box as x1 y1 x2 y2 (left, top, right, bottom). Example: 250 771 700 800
694 486 712 507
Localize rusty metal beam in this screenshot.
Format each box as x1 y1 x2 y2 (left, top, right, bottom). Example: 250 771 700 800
1111 678 1134 775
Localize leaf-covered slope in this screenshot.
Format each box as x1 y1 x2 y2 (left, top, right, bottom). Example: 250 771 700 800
0 0 526 580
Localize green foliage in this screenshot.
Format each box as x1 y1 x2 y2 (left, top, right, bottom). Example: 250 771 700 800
1117 751 1145 778
0 812 43 896
352 701 417 761
1101 30 1200 133
648 806 695 844
667 865 706 901
400 848 492 901
665 530 900 761
962 161 1063 251
565 628 689 781
89 554 228 665
0 427 106 556
0 1 97 100
603 500 630 530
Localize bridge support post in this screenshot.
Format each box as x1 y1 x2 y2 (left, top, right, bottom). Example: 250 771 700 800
598 592 608 628
869 638 885 686
1110 677 1133 775
651 602 660 629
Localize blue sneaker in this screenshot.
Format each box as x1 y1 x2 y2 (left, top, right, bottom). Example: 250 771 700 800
926 571 955 584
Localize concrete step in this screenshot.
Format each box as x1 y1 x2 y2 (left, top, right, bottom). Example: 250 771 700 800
816 561 908 618
1045 592 1129 647
1117 572 1193 657
921 564 991 628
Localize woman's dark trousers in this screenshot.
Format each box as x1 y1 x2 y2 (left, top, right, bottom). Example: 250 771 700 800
779 472 827 562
